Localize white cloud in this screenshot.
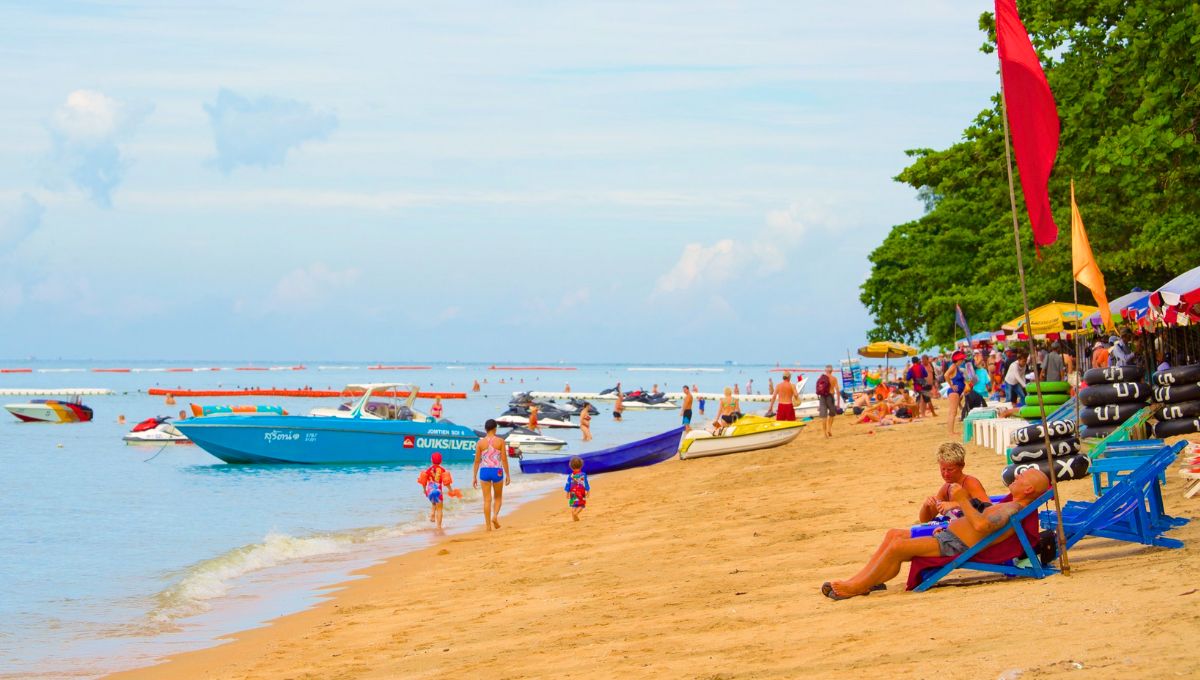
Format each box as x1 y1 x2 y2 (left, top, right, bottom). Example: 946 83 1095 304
0 193 44 251
267 262 360 311
656 199 839 293
205 88 337 173
44 90 151 206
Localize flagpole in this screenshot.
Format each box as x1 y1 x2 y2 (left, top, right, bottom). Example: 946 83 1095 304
1071 179 1083 429
999 76 1071 575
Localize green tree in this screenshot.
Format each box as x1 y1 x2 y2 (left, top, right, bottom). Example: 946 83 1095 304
861 1 1200 348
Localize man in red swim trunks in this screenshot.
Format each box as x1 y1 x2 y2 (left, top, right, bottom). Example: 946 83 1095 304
769 372 798 421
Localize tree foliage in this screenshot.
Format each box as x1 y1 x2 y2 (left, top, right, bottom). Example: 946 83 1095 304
861 1 1200 348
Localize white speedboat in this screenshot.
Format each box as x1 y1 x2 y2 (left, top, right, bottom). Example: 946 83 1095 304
679 415 804 460
504 427 567 453
5 397 94 423
124 416 191 445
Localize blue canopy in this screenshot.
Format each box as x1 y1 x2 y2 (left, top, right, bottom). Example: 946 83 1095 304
956 331 995 345
1086 289 1150 326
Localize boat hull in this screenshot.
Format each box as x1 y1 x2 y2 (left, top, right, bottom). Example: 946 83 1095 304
519 427 683 475
679 424 802 460
176 415 479 465
5 401 94 423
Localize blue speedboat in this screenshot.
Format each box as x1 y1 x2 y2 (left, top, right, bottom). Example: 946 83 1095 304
519 427 683 475
177 384 479 465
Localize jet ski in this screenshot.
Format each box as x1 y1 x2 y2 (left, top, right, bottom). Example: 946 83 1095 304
619 389 677 410
123 416 191 445
566 398 599 415
503 427 567 454
495 406 578 429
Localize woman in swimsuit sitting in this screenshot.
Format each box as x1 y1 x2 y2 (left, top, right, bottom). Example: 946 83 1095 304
473 419 511 531
715 387 739 429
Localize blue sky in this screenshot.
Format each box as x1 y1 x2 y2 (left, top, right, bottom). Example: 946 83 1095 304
0 1 998 363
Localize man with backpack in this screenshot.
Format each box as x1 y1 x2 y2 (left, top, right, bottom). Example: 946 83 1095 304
816 365 839 438
905 356 932 419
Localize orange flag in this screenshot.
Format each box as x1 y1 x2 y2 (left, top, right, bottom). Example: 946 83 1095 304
1071 180 1113 331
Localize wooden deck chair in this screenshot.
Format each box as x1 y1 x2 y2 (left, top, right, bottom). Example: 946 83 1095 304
907 489 1056 592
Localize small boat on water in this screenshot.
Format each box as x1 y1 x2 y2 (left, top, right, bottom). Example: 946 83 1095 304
124 416 191 445
176 383 478 465
5 397 93 423
519 427 683 475
678 415 804 460
504 427 567 454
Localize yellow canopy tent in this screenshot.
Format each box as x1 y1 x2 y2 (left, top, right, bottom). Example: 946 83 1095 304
857 341 919 358
1001 301 1099 335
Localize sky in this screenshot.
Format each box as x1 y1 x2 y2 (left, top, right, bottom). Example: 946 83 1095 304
0 1 1000 364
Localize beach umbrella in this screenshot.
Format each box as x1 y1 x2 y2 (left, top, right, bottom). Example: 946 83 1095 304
1001 301 1099 335
856 341 918 358
1085 289 1149 328
1149 264 1200 325
857 341 918 382
957 331 996 347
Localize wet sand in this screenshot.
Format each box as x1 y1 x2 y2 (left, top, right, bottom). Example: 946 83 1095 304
111 416 1200 679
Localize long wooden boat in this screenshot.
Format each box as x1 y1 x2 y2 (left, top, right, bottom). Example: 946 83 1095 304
518 427 683 475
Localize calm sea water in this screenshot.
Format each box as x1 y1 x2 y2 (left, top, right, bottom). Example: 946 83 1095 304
0 360 816 678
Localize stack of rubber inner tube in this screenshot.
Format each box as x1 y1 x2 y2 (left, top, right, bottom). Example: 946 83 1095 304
1150 363 1200 438
1078 365 1150 439
1015 381 1071 420
1002 419 1089 485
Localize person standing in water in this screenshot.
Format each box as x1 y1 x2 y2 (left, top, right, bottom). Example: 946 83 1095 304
580 402 592 441
430 397 443 420
614 390 624 420
473 419 511 531
695 385 705 415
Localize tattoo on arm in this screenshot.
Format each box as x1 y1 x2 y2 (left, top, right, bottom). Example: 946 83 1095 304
985 505 1017 530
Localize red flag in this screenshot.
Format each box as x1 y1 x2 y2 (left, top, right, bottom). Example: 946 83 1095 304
996 0 1059 248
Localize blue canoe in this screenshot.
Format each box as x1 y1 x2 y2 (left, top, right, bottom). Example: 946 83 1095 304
176 415 479 465
519 427 683 475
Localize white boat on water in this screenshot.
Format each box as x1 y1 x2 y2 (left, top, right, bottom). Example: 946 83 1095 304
495 414 579 429
679 415 805 460
504 427 567 453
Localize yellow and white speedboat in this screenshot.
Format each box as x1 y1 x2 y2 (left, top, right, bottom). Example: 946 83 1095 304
678 415 804 460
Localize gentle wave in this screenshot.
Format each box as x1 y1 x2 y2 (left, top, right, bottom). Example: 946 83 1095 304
147 475 560 626
627 367 724 372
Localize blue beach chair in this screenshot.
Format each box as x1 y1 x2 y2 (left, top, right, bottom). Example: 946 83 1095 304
1041 440 1188 550
908 489 1056 592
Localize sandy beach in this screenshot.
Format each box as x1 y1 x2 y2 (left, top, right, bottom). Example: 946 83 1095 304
111 417 1200 679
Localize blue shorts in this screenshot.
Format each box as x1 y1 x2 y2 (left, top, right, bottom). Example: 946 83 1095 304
682 408 693 425
427 490 443 505
479 467 504 483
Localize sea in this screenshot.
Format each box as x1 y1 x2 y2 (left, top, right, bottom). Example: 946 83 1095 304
0 360 816 678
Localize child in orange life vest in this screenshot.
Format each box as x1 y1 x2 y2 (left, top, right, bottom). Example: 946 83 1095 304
565 456 590 522
418 452 454 529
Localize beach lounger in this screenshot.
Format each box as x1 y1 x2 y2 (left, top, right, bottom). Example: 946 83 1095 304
907 489 1055 592
1041 440 1188 550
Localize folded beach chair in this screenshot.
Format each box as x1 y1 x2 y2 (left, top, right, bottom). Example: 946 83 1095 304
1180 467 1200 499
907 489 1056 592
1041 440 1188 550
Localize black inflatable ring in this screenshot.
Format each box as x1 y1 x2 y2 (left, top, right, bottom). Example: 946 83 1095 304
1081 402 1145 427
1011 419 1076 446
1152 364 1200 387
1080 424 1119 439
1079 382 1150 406
1084 365 1145 385
1153 383 1200 404
1009 437 1080 463
1002 454 1091 485
1150 418 1200 438
1158 399 1200 422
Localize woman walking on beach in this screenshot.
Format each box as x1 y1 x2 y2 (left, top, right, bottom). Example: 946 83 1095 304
944 351 967 435
473 419 511 531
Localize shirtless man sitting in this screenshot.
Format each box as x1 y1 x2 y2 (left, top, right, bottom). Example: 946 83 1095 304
821 468 1049 600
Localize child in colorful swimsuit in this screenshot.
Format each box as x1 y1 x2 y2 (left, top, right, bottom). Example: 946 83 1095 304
417 452 454 529
565 456 590 521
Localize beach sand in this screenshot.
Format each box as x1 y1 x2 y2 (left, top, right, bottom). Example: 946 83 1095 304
111 417 1200 679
